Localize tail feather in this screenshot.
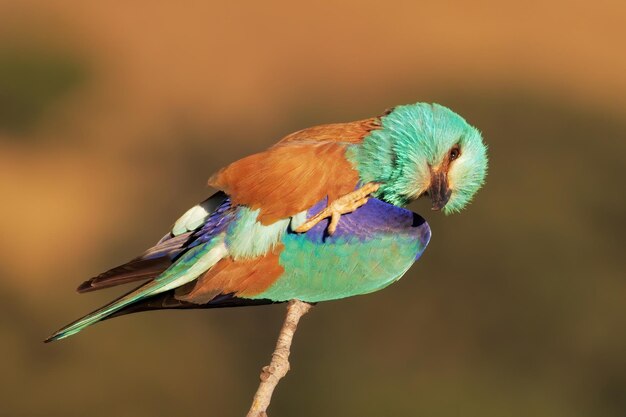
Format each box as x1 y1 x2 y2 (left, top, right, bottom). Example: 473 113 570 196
45 283 152 342
76 233 193 293
46 274 194 342
45 290 278 343
46 239 228 342
76 257 172 293
106 292 277 319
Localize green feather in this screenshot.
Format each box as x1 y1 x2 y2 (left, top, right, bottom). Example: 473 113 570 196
45 237 227 342
226 207 306 260
348 102 488 213
249 234 422 302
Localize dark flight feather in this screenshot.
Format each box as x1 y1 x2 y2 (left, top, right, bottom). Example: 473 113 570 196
105 291 277 320
76 192 228 293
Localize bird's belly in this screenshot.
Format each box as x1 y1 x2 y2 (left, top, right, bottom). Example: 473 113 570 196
249 198 431 303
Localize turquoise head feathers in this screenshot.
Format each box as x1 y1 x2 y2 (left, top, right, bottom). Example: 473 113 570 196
350 102 488 214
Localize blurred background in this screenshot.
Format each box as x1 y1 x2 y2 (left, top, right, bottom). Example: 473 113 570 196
1 1 624 416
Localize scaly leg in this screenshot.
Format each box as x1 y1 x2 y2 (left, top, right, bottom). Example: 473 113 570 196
294 182 380 235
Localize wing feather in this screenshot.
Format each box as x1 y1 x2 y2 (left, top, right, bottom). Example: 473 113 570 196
76 192 227 293
208 118 380 224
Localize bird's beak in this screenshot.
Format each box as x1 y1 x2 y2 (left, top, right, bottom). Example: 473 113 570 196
428 171 451 211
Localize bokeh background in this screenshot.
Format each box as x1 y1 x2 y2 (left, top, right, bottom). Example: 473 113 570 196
1 1 624 416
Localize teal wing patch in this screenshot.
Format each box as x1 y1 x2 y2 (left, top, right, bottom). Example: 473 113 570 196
248 197 431 302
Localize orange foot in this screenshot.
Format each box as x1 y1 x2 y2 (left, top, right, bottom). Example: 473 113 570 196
294 182 380 235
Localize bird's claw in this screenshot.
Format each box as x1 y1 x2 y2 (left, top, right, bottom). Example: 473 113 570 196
294 183 380 235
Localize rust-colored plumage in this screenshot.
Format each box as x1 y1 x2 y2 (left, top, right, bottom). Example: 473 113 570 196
277 118 380 145
209 118 380 224
176 244 285 303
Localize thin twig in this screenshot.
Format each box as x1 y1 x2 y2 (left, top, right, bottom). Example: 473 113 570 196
246 299 312 417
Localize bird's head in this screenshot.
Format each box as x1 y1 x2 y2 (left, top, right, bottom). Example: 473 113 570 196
351 103 488 214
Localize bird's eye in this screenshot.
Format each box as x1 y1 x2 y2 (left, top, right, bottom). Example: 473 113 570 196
449 146 461 161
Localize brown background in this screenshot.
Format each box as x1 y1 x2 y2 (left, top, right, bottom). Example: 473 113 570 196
1 1 624 416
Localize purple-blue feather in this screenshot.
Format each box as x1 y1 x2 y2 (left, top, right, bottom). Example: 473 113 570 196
300 197 431 254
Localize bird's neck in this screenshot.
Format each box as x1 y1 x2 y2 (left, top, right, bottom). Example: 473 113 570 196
347 141 412 208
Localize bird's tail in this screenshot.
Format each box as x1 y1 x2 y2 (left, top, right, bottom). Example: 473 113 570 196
45 285 277 343
45 238 229 342
44 281 159 342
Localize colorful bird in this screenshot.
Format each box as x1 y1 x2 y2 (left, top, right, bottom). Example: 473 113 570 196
46 102 488 342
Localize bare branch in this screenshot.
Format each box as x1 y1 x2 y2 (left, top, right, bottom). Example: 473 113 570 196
246 300 313 417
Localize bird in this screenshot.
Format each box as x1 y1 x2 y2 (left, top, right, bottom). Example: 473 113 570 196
45 102 488 342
